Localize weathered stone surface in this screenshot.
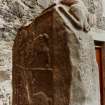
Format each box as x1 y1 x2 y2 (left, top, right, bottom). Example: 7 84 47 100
0 0 53 41
0 41 13 105
55 4 100 105
13 5 71 105
0 0 52 105
82 0 105 30
13 3 100 105
66 30 100 105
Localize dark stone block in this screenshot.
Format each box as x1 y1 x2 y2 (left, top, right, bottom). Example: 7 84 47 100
12 4 71 105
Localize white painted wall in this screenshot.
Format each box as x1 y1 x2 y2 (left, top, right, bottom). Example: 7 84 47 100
103 0 105 17
91 30 105 41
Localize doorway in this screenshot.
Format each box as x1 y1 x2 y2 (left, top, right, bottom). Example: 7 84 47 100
95 41 105 105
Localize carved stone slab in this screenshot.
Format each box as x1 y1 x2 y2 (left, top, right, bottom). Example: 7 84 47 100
12 4 100 105
12 5 71 105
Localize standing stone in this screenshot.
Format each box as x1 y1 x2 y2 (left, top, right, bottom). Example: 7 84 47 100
13 4 71 105
12 3 100 105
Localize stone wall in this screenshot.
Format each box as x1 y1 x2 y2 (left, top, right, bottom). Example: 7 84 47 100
0 0 53 41
82 0 104 29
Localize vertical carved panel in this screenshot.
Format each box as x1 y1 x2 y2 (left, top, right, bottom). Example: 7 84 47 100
12 7 71 105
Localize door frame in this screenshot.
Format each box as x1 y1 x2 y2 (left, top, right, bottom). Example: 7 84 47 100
95 41 105 105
